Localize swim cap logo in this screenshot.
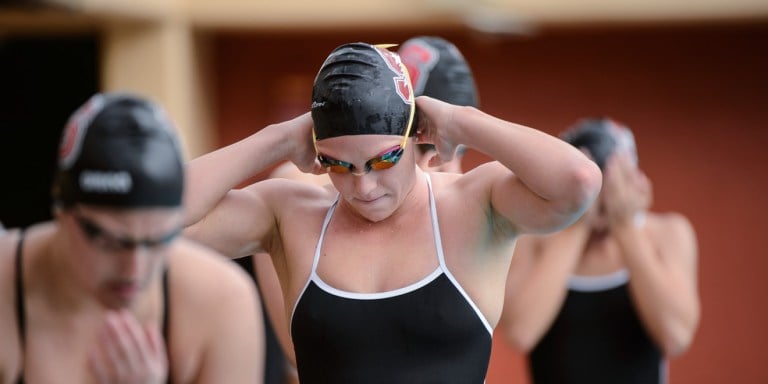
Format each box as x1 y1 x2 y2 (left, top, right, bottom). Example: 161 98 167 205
398 41 439 96
373 46 413 105
79 170 133 194
59 94 106 170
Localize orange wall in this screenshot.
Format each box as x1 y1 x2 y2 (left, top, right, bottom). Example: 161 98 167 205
212 23 768 383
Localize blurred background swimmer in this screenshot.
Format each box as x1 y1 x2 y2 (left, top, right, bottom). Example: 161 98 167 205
500 118 700 384
0 93 265 384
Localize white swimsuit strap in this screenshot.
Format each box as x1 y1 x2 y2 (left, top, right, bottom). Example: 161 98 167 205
568 269 630 292
311 194 339 275
425 173 446 269
290 194 339 331
425 173 494 335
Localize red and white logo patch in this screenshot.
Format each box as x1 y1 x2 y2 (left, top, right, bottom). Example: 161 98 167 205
398 40 439 96
373 46 413 105
59 94 106 169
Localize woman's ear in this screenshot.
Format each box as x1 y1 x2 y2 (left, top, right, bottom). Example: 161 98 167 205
416 148 437 170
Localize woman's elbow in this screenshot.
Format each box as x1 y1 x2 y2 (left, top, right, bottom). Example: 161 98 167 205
508 333 537 354
660 311 700 358
558 161 602 217
661 330 695 358
501 323 540 354
574 161 602 206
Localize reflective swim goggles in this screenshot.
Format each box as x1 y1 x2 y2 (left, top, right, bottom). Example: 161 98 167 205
317 144 407 176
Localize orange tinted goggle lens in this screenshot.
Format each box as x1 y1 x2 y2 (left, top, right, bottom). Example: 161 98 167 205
327 164 351 174
318 145 403 175
369 160 396 171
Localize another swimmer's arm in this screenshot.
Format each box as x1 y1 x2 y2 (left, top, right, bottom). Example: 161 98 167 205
0 237 21 383
253 255 297 367
616 214 700 357
194 265 265 383
603 154 700 356
501 227 587 352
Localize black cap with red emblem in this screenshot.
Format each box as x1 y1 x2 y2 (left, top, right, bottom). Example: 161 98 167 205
311 42 415 141
52 92 184 208
398 36 479 108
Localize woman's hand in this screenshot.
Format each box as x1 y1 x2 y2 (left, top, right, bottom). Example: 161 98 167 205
603 152 652 228
88 310 168 384
414 96 464 168
279 112 325 175
284 112 325 175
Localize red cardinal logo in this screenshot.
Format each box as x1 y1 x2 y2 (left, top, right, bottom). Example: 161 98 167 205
373 46 413 105
59 94 105 169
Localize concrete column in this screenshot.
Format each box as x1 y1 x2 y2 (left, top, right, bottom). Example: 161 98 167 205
101 18 214 159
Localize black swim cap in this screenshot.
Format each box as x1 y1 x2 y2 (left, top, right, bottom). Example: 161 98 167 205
561 117 638 170
311 42 415 141
399 36 479 108
52 92 184 208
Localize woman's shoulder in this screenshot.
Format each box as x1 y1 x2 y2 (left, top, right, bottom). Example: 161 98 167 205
163 240 262 378
647 211 695 236
168 239 254 286
0 223 56 273
166 239 260 317
0 227 19 263
0 228 20 317
646 211 698 256
423 169 465 192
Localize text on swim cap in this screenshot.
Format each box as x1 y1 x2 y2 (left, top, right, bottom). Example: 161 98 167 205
79 171 133 194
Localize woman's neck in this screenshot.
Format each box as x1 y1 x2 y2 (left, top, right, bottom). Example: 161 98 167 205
31 224 105 314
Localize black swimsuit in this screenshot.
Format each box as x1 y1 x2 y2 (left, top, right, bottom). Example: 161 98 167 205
290 174 493 383
529 270 665 384
13 230 171 384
